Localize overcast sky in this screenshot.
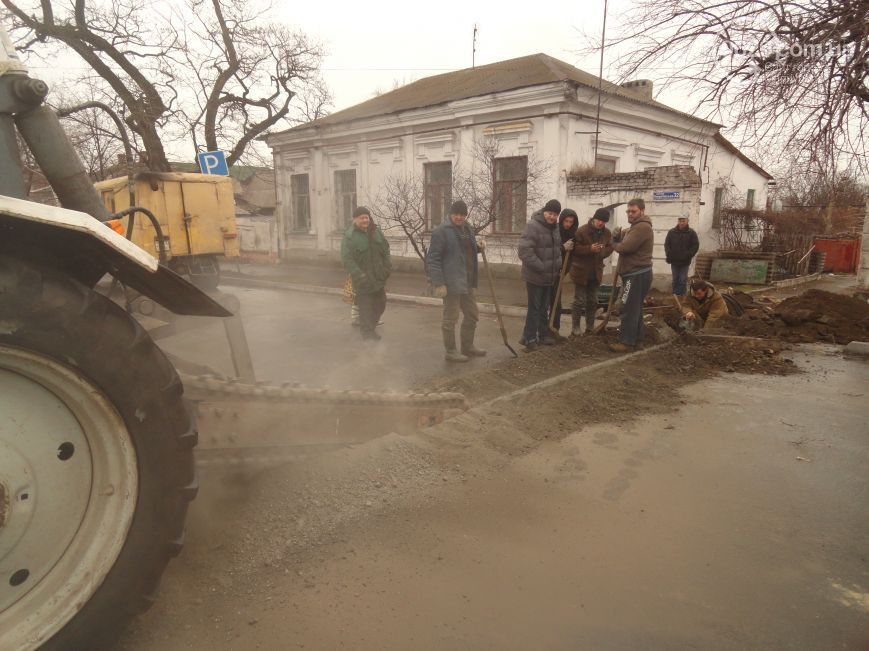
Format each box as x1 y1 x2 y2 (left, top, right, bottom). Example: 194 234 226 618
272 0 613 111
9 0 746 161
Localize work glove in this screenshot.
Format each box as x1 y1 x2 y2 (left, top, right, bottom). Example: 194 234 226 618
434 285 448 298
476 239 486 251
563 240 575 251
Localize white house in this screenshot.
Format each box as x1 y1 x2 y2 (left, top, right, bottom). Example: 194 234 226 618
265 53 772 275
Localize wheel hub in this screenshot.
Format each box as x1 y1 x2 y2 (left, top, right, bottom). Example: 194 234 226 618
0 345 138 649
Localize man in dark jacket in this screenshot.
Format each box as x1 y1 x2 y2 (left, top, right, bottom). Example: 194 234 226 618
568 207 613 335
664 217 700 296
428 200 486 363
518 199 562 351
341 206 391 341
610 198 654 352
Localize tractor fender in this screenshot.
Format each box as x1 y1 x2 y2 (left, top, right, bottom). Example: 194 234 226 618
0 194 230 317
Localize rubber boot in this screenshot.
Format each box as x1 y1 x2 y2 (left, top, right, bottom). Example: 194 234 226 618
460 329 486 357
443 330 469 362
585 307 598 334
571 314 583 336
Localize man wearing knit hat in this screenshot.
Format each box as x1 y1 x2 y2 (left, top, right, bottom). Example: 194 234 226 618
428 200 487 362
340 206 392 341
568 207 614 335
517 199 563 350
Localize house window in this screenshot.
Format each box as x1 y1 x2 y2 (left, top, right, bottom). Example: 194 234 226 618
493 156 528 233
746 188 756 210
335 169 357 229
712 187 724 228
290 174 310 232
594 157 617 174
424 162 452 230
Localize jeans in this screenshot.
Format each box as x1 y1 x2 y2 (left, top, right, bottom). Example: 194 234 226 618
357 289 386 338
619 268 653 346
671 263 690 296
523 283 552 344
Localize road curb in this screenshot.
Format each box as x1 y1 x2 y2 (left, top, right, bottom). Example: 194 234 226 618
220 273 528 318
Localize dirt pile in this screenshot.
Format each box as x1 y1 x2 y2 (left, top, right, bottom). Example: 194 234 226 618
716 290 869 344
428 330 798 407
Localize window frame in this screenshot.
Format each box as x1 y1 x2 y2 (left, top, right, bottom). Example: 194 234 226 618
712 187 724 228
290 173 311 233
334 169 357 230
492 155 529 234
424 161 452 231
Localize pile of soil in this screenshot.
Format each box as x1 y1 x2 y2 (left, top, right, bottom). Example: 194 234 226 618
454 337 799 454
429 333 646 404
427 328 797 407
716 290 869 344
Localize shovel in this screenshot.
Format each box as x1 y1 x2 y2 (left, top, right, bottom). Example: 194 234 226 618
548 251 572 341
480 248 518 358
592 264 620 334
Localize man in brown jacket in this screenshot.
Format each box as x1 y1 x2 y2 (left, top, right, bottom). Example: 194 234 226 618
610 198 654 352
567 207 613 335
679 279 728 330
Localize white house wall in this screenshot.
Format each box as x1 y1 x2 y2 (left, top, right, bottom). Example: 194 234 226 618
269 80 770 272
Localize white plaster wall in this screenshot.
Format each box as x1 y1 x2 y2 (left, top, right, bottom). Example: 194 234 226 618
270 81 769 272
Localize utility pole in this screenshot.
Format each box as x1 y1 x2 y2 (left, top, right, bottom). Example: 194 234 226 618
472 24 478 68
592 0 608 166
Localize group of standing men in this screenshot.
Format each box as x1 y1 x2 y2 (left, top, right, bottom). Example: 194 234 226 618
515 197 656 353
342 197 715 358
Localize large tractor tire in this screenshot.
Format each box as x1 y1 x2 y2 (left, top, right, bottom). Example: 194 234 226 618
0 256 197 650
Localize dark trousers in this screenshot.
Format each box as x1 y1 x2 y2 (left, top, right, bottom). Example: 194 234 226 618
523 283 552 343
357 289 386 338
442 290 479 343
619 269 653 346
571 281 600 328
670 263 690 296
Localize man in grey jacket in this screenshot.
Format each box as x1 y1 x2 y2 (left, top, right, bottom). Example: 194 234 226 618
517 199 563 351
428 200 487 362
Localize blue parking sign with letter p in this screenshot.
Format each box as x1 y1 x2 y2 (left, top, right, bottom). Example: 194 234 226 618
197 150 229 175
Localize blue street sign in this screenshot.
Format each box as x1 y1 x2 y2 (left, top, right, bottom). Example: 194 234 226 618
197 150 229 176
652 191 681 201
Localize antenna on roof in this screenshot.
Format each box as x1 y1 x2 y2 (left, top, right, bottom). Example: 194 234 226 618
592 0 608 164
472 24 478 68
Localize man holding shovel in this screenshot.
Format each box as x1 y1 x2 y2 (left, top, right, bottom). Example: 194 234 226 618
428 200 487 363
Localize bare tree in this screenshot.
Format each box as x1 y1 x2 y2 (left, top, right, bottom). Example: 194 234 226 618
367 136 553 269
1 0 330 171
591 0 868 175
367 172 430 263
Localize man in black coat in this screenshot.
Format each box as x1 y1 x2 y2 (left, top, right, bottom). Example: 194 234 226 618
428 200 487 363
664 217 700 296
518 199 562 351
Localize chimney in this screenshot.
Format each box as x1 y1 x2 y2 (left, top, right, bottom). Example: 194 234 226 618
620 79 653 99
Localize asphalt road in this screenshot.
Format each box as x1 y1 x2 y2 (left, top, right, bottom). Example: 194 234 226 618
122 344 869 651
154 286 528 390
